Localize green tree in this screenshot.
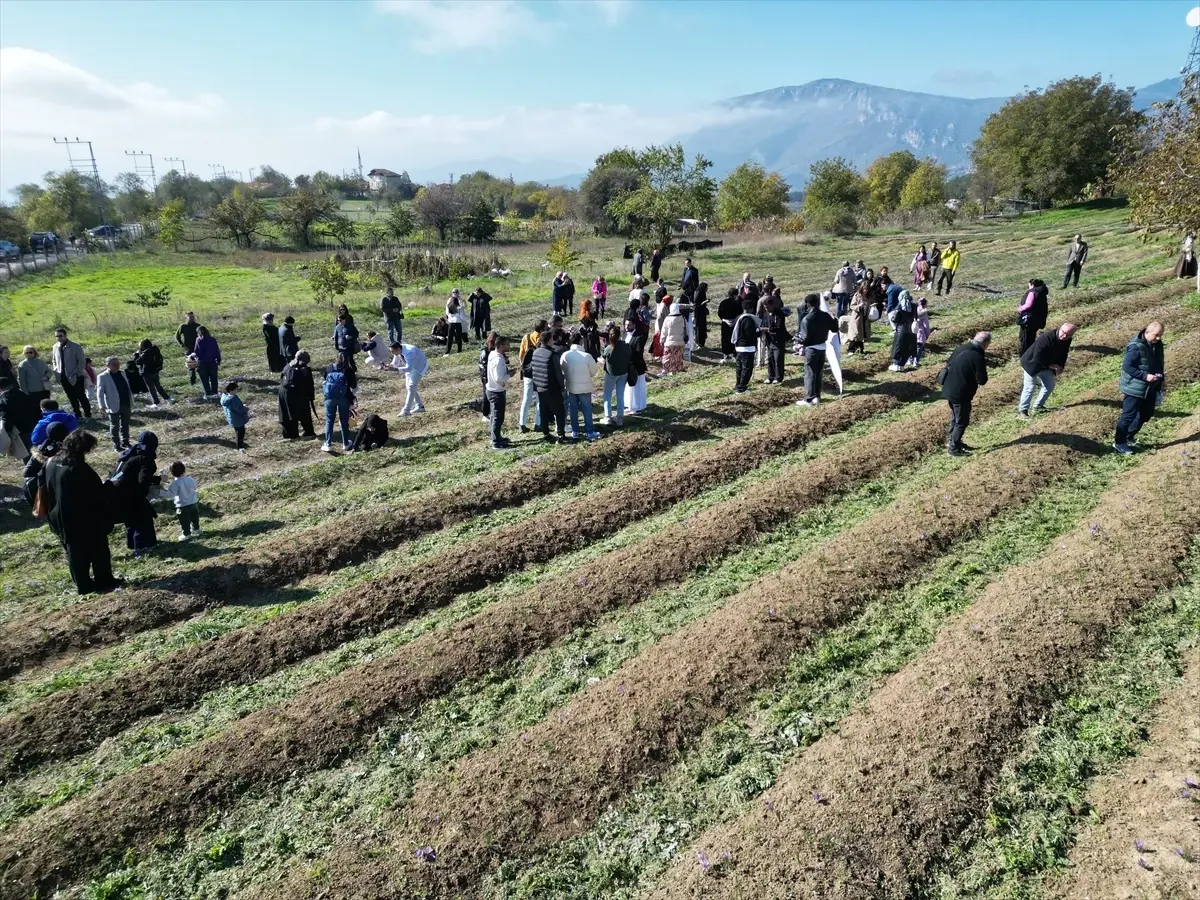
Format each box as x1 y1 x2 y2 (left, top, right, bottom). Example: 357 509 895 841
278 186 340 248
971 75 1141 206
386 204 417 240
122 285 171 327
23 170 108 234
414 183 463 241
802 158 864 235
252 165 292 197
158 198 186 251
899 159 948 210
715 163 790 228
578 164 643 233
113 172 155 223
862 150 919 218
606 144 716 246
547 235 582 271
309 257 349 307
324 214 358 247
456 196 499 241
210 187 266 248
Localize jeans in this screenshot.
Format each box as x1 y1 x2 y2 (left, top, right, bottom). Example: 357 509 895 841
1063 261 1082 288
833 292 850 317
446 323 464 353
1018 368 1057 413
143 371 170 404
197 363 219 396
937 269 955 295
567 392 594 437
487 389 506 445
402 370 425 414
602 372 625 422
178 503 200 536
947 398 972 449
386 317 403 346
734 351 755 393
803 347 826 400
519 377 540 429
916 342 926 363
324 397 350 446
766 344 785 383
1115 392 1157 444
61 375 91 417
538 390 565 437
107 405 131 449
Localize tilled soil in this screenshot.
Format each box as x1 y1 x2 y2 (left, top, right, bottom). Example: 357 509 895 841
1049 648 1200 900
644 415 1200 900
292 340 1200 900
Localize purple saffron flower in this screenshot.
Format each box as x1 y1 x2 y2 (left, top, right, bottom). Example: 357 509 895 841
764 799 776 812
416 846 437 863
1185 777 1200 789
1135 839 1145 852
970 624 982 633
1183 789 1193 799
813 791 828 805
721 850 732 860
768 607 776 618
696 850 711 872
1175 848 1186 858
1137 857 1153 871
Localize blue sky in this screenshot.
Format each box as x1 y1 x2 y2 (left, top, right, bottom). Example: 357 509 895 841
0 0 1196 194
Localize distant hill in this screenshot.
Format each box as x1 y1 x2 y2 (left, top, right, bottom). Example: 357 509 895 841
1133 77 1182 107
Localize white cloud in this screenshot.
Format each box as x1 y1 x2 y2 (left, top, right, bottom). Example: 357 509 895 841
375 0 549 52
590 0 633 26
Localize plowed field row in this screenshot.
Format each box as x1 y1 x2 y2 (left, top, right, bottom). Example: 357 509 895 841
643 411 1200 900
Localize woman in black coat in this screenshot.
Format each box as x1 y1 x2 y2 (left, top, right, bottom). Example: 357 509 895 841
693 282 709 348
717 288 742 361
110 430 160 555
262 313 285 373
278 351 316 439
44 430 119 594
278 316 300 360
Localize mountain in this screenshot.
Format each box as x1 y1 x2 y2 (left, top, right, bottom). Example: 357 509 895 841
1134 77 1182 107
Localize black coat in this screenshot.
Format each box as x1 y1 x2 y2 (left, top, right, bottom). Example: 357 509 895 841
279 323 300 360
110 450 159 529
0 386 39 434
279 361 315 421
797 309 837 348
941 341 989 402
470 291 492 328
351 414 389 451
1020 330 1072 376
1022 285 1049 330
45 456 111 543
22 442 60 505
263 324 285 373
531 346 565 395
123 360 147 395
134 345 164 375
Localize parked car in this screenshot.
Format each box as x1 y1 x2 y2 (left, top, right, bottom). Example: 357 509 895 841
0 240 20 260
87 225 125 238
29 232 63 252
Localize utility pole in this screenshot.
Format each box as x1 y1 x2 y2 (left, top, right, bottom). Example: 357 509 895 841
248 167 257 182
124 150 157 190
209 164 227 180
229 170 244 182
53 136 108 230
165 157 187 177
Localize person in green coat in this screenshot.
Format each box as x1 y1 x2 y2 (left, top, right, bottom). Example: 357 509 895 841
1112 322 1165 454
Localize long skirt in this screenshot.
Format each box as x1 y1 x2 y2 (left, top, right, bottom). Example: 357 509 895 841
624 374 647 413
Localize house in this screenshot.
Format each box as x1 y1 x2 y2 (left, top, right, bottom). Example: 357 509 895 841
367 168 405 192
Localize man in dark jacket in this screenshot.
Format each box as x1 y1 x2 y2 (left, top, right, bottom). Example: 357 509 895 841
717 288 742 362
680 258 698 298
761 295 791 386
731 307 760 395
45 430 118 594
1018 322 1076 418
1113 322 1165 454
175 311 201 385
279 316 300 360
333 313 359 372
134 339 171 407
469 287 492 340
0 376 39 458
560 274 575 317
795 294 838 404
650 247 662 282
531 330 566 441
278 351 316 439
380 288 404 345
941 331 991 456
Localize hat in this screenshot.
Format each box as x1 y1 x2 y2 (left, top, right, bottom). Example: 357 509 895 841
262 313 274 322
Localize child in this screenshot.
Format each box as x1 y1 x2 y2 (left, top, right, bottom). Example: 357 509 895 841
914 297 931 365
220 381 250 451
164 460 200 540
361 331 390 369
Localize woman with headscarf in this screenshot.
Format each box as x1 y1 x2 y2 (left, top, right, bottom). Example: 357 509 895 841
279 316 300 361
660 296 688 376
110 429 160 556
260 313 284 373
623 317 648 414
44 430 119 594
888 289 918 371
693 282 709 349
23 420 69 506
845 281 871 355
911 245 929 288
279 350 316 439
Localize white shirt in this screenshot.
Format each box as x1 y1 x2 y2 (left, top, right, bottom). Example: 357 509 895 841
486 350 510 392
392 343 427 378
561 347 598 394
165 475 198 508
446 298 467 324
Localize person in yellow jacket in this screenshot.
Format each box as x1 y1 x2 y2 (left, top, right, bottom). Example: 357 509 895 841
937 240 961 296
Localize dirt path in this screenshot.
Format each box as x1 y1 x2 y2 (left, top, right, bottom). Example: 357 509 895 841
642 416 1200 900
1048 649 1200 900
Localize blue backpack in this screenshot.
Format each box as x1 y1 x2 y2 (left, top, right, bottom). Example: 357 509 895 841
323 369 347 400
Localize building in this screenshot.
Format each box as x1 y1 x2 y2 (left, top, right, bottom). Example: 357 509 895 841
367 168 406 192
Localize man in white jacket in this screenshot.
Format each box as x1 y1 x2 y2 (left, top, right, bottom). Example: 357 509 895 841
485 335 512 449
389 341 429 416
96 355 133 451
561 331 599 441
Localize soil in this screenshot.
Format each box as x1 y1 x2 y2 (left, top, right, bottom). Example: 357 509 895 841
1049 649 1200 900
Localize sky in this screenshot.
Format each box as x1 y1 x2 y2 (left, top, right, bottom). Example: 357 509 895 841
0 0 1196 196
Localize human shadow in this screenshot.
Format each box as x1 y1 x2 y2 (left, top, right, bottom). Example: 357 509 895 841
1071 343 1121 358
0 485 41 536
210 518 285 539
985 432 1111 457
178 434 238 448
1066 398 1189 419
1156 431 1200 449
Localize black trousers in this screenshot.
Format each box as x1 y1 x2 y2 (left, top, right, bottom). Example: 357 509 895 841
143 371 171 403
937 269 955 295
1018 325 1039 356
1115 392 1157 444
766 344 786 383
487 389 506 445
473 316 490 341
734 351 755 392
803 347 826 399
61 375 91 417
63 533 114 594
947 398 972 449
538 390 565 437
1063 261 1082 288
234 426 246 449
720 324 734 356
446 323 464 354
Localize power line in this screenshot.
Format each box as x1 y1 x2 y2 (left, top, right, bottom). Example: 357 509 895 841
124 150 157 190
53 136 108 229
165 157 187 177
208 164 227 180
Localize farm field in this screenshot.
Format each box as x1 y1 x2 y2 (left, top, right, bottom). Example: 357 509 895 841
1 204 1199 899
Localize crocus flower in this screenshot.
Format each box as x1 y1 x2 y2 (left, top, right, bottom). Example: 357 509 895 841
415 846 437 863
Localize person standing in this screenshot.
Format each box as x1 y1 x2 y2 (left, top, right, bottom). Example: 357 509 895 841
888 289 918 371
910 245 929 288
761 294 791 385
110 430 160 556
96 356 133 451
693 282 709 349
320 358 354 453
334 310 360 370
680 257 699 299
560 273 576 318
832 261 856 318
552 272 565 317
175 311 201 386
632 248 644 279
915 298 931 364
940 331 991 457
562 332 599 441
0 377 38 460
17 345 52 404
278 351 316 439
486 334 512 449
928 242 943 287
261 313 285 373
133 339 172 407
718 287 741 363
43 430 118 595
0 345 13 384
531 330 566 441
845 282 870 356
51 327 91 418
1112 321 1165 454
650 247 662 282
1018 322 1076 418
936 240 960 296
795 293 838 404
163 461 200 540
220 381 250 452
191 326 221 399
381 286 405 345
390 340 429 416
624 320 648 415
444 289 467 353
731 304 760 395
1017 278 1049 356
469 286 492 340
517 320 547 433
1063 234 1089 289
600 324 631 426
591 275 608 317
279 316 300 361
660 296 687 376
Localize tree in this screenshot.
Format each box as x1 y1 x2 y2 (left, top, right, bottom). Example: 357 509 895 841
386 204 417 240
606 144 717 246
210 187 266 248
972 75 1142 206
899 159 948 210
122 285 171 327
414 183 463 241
863 151 919 218
278 186 340 248
802 158 864 235
324 214 357 247
113 172 154 223
456 196 499 241
253 165 292 197
22 170 109 235
309 257 349 307
547 235 582 271
716 163 790 228
578 164 643 233
158 198 186 251
156 170 216 214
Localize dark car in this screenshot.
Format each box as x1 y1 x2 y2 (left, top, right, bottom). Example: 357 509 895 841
0 240 20 260
29 232 63 252
87 225 125 238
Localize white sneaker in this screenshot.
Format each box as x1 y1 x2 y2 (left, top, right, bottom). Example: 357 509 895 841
165 398 175 405
401 410 412 417
795 399 807 407
808 397 820 405
177 534 189 542
887 364 901 372
146 403 158 409
1112 442 1133 455
343 443 353 452
321 442 333 453
599 417 612 426
194 527 201 535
